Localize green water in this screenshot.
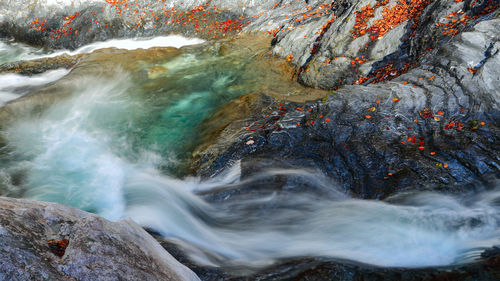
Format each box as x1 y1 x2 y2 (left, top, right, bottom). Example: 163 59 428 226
0 42 255 216
0 39 48 64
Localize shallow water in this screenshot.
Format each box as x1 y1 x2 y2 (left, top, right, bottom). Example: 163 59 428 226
0 36 498 270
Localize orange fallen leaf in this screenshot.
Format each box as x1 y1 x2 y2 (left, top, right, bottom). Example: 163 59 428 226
467 67 478 74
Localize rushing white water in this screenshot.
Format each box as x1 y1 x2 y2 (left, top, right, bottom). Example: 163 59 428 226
128 179 500 268
0 69 70 105
0 35 204 63
0 74 498 269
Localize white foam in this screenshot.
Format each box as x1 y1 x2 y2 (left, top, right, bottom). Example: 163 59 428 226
0 92 19 104
0 69 70 105
0 40 47 64
0 69 70 89
4 75 136 220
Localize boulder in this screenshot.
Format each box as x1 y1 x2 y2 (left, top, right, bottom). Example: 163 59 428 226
0 196 200 281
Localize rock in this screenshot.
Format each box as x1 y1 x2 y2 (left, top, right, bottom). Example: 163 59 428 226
0 0 261 49
195 17 500 199
270 0 500 90
191 93 273 174
0 196 200 281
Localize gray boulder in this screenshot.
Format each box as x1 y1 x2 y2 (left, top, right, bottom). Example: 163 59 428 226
0 196 200 281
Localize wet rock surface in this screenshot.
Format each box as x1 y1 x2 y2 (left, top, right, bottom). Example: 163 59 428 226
0 196 200 281
191 93 274 175
195 17 500 199
0 0 269 49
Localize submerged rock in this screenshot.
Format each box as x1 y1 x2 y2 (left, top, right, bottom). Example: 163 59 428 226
0 46 182 125
0 196 200 281
191 93 273 174
0 54 84 75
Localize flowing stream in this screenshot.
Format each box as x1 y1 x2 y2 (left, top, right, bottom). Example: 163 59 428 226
0 36 499 270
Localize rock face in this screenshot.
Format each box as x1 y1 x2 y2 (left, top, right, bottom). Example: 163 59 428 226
195 17 500 199
0 0 266 49
0 196 200 281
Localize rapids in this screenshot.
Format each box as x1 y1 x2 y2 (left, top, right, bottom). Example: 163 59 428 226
0 36 498 271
